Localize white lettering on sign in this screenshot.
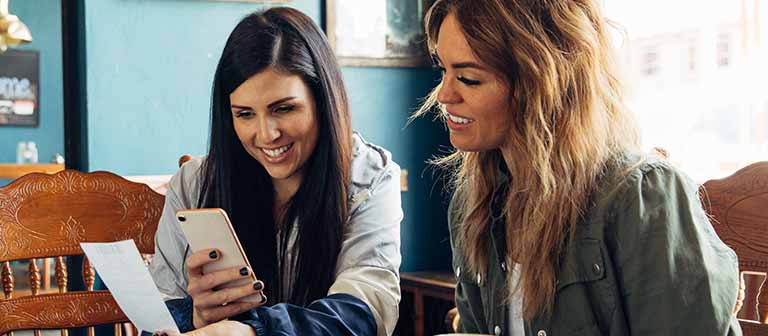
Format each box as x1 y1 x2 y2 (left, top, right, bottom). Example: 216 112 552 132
0 77 33 100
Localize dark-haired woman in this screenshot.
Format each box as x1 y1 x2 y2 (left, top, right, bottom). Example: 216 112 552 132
148 7 401 336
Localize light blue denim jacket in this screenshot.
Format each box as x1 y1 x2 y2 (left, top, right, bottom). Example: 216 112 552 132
148 133 403 336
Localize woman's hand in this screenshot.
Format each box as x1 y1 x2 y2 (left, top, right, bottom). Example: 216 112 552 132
156 320 256 336
186 249 266 328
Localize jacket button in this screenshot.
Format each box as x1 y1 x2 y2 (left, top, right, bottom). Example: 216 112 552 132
455 266 461 278
592 263 601 275
537 330 547 336
500 261 508 272
494 325 502 335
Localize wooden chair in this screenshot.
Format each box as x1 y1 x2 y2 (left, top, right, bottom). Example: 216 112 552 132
398 272 456 336
178 155 193 167
0 170 164 336
701 162 768 336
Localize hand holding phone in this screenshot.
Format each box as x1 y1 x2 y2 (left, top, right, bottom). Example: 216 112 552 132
176 209 265 328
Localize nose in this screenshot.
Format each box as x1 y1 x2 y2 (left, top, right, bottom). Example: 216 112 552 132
436 78 462 105
256 114 281 144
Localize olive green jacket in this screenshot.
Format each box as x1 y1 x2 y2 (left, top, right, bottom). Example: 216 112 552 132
449 156 742 336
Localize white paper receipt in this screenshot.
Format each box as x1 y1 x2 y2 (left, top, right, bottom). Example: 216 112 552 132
80 240 180 333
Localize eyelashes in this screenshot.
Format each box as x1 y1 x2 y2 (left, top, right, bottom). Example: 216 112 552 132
273 105 296 114
436 67 482 86
233 105 297 119
235 110 253 118
458 77 481 86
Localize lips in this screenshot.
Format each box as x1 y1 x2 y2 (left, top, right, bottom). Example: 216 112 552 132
445 111 475 130
445 109 474 121
259 143 294 163
261 143 293 158
447 113 472 124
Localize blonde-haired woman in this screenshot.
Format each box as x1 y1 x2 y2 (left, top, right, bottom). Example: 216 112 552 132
417 0 742 335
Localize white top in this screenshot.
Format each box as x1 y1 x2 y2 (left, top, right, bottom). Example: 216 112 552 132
508 263 524 336
148 133 403 336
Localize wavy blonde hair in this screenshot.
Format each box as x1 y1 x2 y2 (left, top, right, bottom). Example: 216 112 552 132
416 0 640 319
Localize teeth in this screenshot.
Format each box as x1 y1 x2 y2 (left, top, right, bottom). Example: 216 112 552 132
448 113 472 124
262 144 292 158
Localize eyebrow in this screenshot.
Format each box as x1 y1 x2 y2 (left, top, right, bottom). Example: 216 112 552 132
231 96 297 111
452 62 487 71
432 53 487 71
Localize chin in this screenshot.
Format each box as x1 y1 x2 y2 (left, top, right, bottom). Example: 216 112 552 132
266 170 292 180
450 136 499 153
450 136 480 152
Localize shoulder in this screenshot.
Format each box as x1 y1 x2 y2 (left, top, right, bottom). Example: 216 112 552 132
349 133 400 205
595 153 698 215
167 156 206 208
591 152 708 248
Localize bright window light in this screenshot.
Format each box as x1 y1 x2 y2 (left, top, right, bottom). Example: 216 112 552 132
605 0 768 182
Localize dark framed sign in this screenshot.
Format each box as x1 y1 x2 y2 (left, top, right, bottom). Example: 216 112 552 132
0 49 39 127
326 0 435 67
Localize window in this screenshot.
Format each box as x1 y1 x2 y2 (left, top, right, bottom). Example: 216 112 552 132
643 48 659 76
606 0 767 181
716 32 731 67
688 42 697 73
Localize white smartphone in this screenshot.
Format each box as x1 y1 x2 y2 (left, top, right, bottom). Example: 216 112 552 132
176 208 260 302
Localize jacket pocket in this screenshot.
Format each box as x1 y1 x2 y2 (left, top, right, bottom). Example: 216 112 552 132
556 238 606 291
549 238 610 335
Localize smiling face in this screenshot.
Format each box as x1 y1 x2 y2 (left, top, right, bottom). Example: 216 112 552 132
435 12 513 152
230 67 318 189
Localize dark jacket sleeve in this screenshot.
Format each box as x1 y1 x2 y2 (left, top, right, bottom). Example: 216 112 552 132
609 162 742 335
454 279 486 333
139 297 195 335
233 293 376 336
153 294 376 336
167 297 196 333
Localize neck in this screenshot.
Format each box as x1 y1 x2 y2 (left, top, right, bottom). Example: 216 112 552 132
273 174 302 211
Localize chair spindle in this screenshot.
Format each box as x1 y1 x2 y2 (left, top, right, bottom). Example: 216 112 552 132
29 258 41 296
1 261 12 299
1 262 13 336
28 259 42 336
83 257 95 292
55 257 69 336
83 257 96 336
55 256 68 293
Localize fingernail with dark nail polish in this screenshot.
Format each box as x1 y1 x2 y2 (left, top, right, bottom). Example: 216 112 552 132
253 281 264 291
240 267 249 276
209 250 218 259
260 293 267 304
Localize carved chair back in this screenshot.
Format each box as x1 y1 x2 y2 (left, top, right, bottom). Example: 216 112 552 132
0 170 164 336
702 162 768 336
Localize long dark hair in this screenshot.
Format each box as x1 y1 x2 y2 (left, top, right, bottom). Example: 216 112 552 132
198 7 352 306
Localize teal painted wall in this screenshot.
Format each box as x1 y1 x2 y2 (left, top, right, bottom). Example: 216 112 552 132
83 1 450 271
83 0 319 175
344 67 451 271
0 1 64 164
